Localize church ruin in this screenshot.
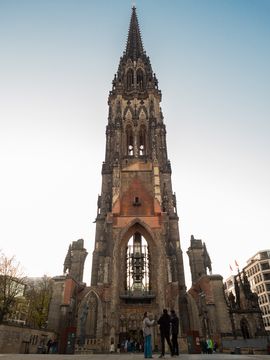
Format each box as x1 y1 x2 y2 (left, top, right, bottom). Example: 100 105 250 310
47 7 267 355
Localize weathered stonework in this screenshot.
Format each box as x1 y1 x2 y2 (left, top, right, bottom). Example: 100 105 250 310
187 236 267 353
0 324 55 354
45 7 268 355
76 6 188 352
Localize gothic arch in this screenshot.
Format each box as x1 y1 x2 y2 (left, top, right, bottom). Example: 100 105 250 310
186 292 201 335
117 222 154 295
112 220 161 295
137 105 148 120
126 68 134 90
125 123 134 156
118 218 157 249
77 290 103 343
123 106 135 120
138 123 147 156
136 67 145 90
126 58 133 67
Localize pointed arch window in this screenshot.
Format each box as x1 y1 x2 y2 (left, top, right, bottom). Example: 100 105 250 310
136 68 144 90
88 293 98 338
126 69 134 90
139 124 146 156
126 125 134 156
79 293 98 344
126 233 150 294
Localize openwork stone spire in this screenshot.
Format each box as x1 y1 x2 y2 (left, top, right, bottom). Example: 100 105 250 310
125 7 144 60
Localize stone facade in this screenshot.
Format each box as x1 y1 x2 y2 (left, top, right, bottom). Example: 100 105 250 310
78 7 188 351
47 239 87 353
187 236 267 353
243 250 270 331
0 324 55 354
45 7 268 355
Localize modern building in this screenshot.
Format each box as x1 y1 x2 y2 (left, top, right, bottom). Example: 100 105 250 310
244 250 270 332
224 250 270 332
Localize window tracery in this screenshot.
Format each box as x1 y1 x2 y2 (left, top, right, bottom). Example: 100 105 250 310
126 69 134 90
88 293 98 338
126 233 150 294
136 68 144 90
126 125 134 156
138 125 146 156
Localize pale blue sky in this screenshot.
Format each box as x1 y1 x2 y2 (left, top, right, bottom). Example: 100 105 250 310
0 0 269 287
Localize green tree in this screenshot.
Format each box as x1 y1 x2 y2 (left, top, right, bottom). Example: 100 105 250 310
25 275 53 328
0 252 25 323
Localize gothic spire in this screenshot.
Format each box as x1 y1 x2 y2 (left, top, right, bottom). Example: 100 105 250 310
125 6 144 60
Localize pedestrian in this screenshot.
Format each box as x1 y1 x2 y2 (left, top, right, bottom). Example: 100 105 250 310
206 336 213 354
124 339 128 352
46 339 52 354
200 338 207 354
142 311 155 358
170 310 179 356
110 342 115 353
157 309 173 358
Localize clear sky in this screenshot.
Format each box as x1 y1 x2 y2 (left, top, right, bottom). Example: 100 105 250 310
0 0 269 288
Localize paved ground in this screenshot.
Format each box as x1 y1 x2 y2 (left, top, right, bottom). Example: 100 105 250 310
0 354 269 360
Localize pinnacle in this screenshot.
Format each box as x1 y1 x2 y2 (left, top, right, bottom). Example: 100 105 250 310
125 6 144 60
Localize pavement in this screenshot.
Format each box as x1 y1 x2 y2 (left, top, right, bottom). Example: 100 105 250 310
0 354 270 360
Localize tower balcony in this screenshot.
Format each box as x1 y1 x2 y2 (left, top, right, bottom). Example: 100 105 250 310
120 290 156 304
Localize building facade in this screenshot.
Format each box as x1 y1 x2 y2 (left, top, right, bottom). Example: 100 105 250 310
79 6 189 350
244 250 270 332
46 8 268 355
225 250 270 332
188 236 267 353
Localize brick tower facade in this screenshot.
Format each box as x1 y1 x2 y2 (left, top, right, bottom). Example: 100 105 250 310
77 7 189 351
47 8 267 354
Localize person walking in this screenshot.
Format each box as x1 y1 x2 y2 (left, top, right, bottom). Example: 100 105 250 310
170 310 179 356
206 336 213 354
157 309 173 358
142 311 155 358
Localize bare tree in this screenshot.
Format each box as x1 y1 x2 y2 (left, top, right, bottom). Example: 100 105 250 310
0 252 25 323
25 275 53 328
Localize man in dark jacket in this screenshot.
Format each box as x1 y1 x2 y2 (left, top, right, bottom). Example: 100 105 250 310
170 310 179 355
157 309 173 357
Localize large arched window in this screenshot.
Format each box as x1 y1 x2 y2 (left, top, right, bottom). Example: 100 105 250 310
126 233 149 294
126 125 134 156
88 293 98 338
79 293 98 344
136 68 144 90
126 69 134 90
139 124 146 156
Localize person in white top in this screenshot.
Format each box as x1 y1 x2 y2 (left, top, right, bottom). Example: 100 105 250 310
142 312 155 358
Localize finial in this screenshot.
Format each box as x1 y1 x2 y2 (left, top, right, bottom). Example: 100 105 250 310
132 1 136 8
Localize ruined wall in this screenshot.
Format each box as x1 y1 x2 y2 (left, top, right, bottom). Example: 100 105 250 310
0 324 55 354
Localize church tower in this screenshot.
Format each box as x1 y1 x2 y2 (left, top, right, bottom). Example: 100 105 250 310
47 8 267 354
79 7 189 350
